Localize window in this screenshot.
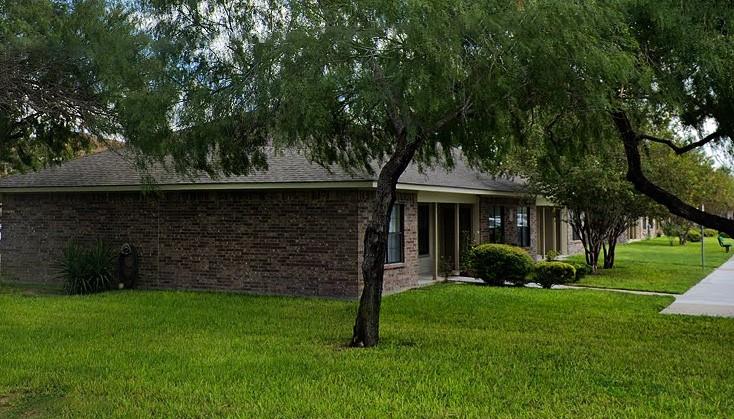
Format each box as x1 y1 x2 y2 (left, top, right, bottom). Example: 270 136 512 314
517 207 531 247
572 227 581 241
386 205 404 264
488 206 504 243
418 205 430 256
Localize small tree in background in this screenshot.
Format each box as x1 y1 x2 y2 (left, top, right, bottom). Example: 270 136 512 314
527 141 653 271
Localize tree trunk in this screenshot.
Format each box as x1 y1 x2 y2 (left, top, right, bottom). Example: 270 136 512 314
603 238 617 269
351 137 422 348
587 241 601 272
612 111 734 236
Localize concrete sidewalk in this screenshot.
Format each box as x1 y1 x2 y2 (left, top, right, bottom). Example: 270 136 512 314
661 256 734 317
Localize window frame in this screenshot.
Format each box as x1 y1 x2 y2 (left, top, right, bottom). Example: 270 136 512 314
386 204 405 264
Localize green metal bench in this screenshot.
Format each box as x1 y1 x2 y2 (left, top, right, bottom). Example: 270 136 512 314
718 234 732 252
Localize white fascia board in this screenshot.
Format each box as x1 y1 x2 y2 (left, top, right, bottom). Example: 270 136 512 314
396 182 529 197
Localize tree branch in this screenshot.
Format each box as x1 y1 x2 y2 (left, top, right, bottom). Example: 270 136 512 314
369 59 406 138
638 130 725 154
612 110 734 236
423 99 472 137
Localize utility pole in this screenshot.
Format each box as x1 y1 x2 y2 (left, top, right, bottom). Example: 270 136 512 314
701 204 705 270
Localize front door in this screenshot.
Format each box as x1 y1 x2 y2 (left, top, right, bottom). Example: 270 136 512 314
417 204 433 277
438 204 456 272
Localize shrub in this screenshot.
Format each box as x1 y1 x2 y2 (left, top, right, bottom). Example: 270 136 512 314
469 243 535 286
535 261 576 289
57 241 115 295
544 250 560 262
567 261 591 281
719 231 730 239
704 228 717 237
687 229 702 243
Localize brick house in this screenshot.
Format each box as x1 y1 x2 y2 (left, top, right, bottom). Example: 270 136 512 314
0 148 583 298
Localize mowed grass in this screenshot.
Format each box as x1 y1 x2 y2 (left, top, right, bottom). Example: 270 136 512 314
1 283 734 417
569 237 732 294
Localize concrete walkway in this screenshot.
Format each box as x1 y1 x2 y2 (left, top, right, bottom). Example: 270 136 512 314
560 285 677 297
661 256 734 317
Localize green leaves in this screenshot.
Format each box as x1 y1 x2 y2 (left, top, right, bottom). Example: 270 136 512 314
56 241 116 295
136 0 529 175
0 0 163 175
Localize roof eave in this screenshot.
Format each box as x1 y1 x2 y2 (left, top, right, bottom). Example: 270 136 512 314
0 180 533 197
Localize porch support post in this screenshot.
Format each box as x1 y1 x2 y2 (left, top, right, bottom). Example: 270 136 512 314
540 208 546 257
433 202 439 280
454 203 460 273
552 209 558 253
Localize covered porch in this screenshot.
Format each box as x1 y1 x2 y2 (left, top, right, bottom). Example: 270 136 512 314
535 204 571 257
415 191 480 281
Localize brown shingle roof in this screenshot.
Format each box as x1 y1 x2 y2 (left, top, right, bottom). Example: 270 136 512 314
0 148 526 193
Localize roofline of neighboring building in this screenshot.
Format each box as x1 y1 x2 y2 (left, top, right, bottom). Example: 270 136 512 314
0 180 532 198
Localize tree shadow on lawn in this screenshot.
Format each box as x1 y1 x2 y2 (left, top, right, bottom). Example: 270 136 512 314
0 389 64 418
0 279 63 296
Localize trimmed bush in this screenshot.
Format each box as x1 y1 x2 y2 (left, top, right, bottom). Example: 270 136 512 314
687 229 702 243
544 250 560 262
469 243 534 286
57 241 115 295
567 261 591 282
704 228 717 237
535 261 576 289
721 232 731 239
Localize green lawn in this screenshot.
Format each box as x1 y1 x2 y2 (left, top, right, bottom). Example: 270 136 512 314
1 283 733 417
568 237 732 294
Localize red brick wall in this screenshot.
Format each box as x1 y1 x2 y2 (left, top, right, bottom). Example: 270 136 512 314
356 191 419 295
0 190 362 298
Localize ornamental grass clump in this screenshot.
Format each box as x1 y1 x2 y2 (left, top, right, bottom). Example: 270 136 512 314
57 241 115 295
469 243 534 286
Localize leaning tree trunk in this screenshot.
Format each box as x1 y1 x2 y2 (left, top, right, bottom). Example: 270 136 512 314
612 111 734 237
351 137 422 348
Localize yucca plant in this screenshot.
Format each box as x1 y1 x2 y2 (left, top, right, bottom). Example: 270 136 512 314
57 241 115 295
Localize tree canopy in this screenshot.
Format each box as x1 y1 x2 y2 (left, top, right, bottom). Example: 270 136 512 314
525 138 654 270
0 0 160 175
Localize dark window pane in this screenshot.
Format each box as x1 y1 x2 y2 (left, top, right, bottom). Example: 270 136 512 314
572 227 581 241
386 205 404 263
488 206 504 243
516 206 531 247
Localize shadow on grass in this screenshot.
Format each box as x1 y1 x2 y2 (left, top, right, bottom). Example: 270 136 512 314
0 389 63 418
0 279 63 296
